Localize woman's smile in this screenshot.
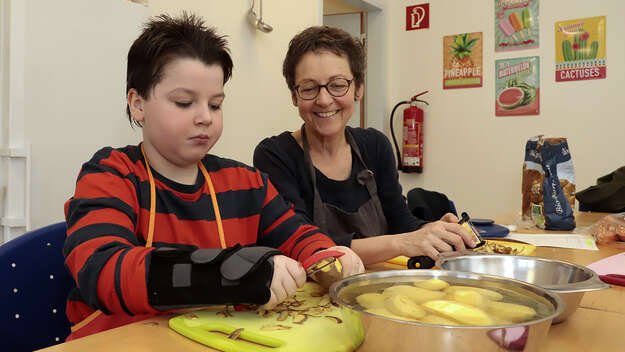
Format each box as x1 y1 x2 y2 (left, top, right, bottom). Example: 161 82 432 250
315 110 340 118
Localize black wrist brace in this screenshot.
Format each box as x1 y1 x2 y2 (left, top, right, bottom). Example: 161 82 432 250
147 244 281 310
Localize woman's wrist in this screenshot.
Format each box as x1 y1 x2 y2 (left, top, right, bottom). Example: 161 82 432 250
389 233 407 257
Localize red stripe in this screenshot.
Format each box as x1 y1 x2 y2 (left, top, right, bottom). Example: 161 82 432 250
75 172 139 207
260 210 292 237
67 208 135 236
288 230 334 259
119 247 158 313
65 236 134 284
263 180 280 207
134 208 261 248
208 167 264 194
97 250 124 312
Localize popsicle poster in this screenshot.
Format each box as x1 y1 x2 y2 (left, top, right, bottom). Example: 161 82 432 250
555 16 606 82
495 56 539 116
495 0 539 52
443 32 483 89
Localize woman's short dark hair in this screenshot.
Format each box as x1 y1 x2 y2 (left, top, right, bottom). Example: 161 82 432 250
282 26 365 94
126 12 233 127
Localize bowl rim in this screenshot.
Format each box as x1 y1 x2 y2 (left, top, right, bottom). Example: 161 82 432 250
329 269 565 329
436 254 610 293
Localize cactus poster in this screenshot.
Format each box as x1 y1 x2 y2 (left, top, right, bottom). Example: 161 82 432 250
443 32 482 89
555 16 606 82
495 0 539 52
495 56 539 116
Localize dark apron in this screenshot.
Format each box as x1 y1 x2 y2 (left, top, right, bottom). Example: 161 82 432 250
301 125 388 238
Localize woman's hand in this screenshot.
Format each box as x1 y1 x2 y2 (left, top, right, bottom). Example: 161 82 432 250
395 213 477 260
261 255 306 310
318 246 365 278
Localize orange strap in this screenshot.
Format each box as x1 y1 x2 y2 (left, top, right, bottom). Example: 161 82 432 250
69 309 101 332
141 144 157 247
71 146 226 333
198 162 227 249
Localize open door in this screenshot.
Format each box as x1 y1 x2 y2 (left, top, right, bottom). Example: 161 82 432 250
323 1 365 128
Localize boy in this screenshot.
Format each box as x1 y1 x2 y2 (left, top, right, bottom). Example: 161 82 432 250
63 13 363 340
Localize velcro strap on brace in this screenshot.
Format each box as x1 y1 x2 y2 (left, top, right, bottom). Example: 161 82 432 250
147 245 281 310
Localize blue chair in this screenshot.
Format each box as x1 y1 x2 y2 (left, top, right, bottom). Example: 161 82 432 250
0 222 75 352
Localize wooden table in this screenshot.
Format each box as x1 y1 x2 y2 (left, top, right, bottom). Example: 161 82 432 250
39 212 625 352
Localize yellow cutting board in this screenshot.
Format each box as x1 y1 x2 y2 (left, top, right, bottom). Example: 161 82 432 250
169 282 363 352
386 240 536 267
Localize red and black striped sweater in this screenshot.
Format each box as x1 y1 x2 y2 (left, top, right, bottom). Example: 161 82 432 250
63 145 336 338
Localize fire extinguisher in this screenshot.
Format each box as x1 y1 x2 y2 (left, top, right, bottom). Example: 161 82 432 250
390 91 429 173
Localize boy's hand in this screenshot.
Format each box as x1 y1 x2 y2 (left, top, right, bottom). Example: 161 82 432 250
261 255 306 310
318 246 365 278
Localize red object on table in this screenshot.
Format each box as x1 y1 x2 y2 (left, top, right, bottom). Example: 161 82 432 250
301 250 345 272
599 274 625 286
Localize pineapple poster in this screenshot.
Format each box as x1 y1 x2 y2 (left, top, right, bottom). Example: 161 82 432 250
495 0 539 52
443 32 482 89
495 56 539 116
555 16 606 82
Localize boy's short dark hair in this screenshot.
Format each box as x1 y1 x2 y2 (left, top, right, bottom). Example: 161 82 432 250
126 12 233 126
282 26 365 94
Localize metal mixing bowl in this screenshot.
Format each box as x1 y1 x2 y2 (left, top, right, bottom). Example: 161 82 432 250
437 254 610 323
329 270 564 352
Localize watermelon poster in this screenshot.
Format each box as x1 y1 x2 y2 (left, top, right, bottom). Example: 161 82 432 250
555 16 606 82
443 32 482 89
495 56 539 116
495 0 539 52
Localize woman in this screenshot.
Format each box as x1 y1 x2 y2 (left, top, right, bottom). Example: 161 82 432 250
254 26 475 265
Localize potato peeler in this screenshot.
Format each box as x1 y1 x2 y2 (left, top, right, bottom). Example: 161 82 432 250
302 250 345 288
407 212 486 269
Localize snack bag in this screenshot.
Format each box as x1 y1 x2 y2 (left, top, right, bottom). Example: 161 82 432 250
589 212 625 246
521 136 576 230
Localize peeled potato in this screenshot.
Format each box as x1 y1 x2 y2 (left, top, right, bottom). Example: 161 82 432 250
383 285 445 303
420 314 459 326
383 285 417 296
366 307 413 321
490 315 515 325
488 301 536 323
415 279 450 291
422 300 493 326
385 294 426 320
444 286 503 301
452 290 491 308
356 293 386 309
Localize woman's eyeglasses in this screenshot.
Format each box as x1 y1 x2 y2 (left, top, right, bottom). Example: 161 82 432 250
294 78 353 100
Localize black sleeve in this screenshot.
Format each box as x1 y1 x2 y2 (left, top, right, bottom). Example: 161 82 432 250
254 135 357 247
363 128 427 234
253 135 315 223
147 245 281 310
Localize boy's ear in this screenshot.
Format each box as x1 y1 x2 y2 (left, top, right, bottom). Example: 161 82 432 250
127 89 145 123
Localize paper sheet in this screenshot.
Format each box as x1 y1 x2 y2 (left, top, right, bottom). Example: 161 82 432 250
587 252 625 275
506 233 598 251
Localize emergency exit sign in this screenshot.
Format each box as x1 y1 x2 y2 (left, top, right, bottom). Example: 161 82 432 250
406 3 429 31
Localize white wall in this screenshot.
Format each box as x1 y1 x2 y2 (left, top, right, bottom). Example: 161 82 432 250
24 0 145 233
324 13 361 128
383 0 625 219
13 0 625 234
18 0 322 232
148 0 321 164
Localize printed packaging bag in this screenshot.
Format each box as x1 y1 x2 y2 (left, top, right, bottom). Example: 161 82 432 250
521 136 576 230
